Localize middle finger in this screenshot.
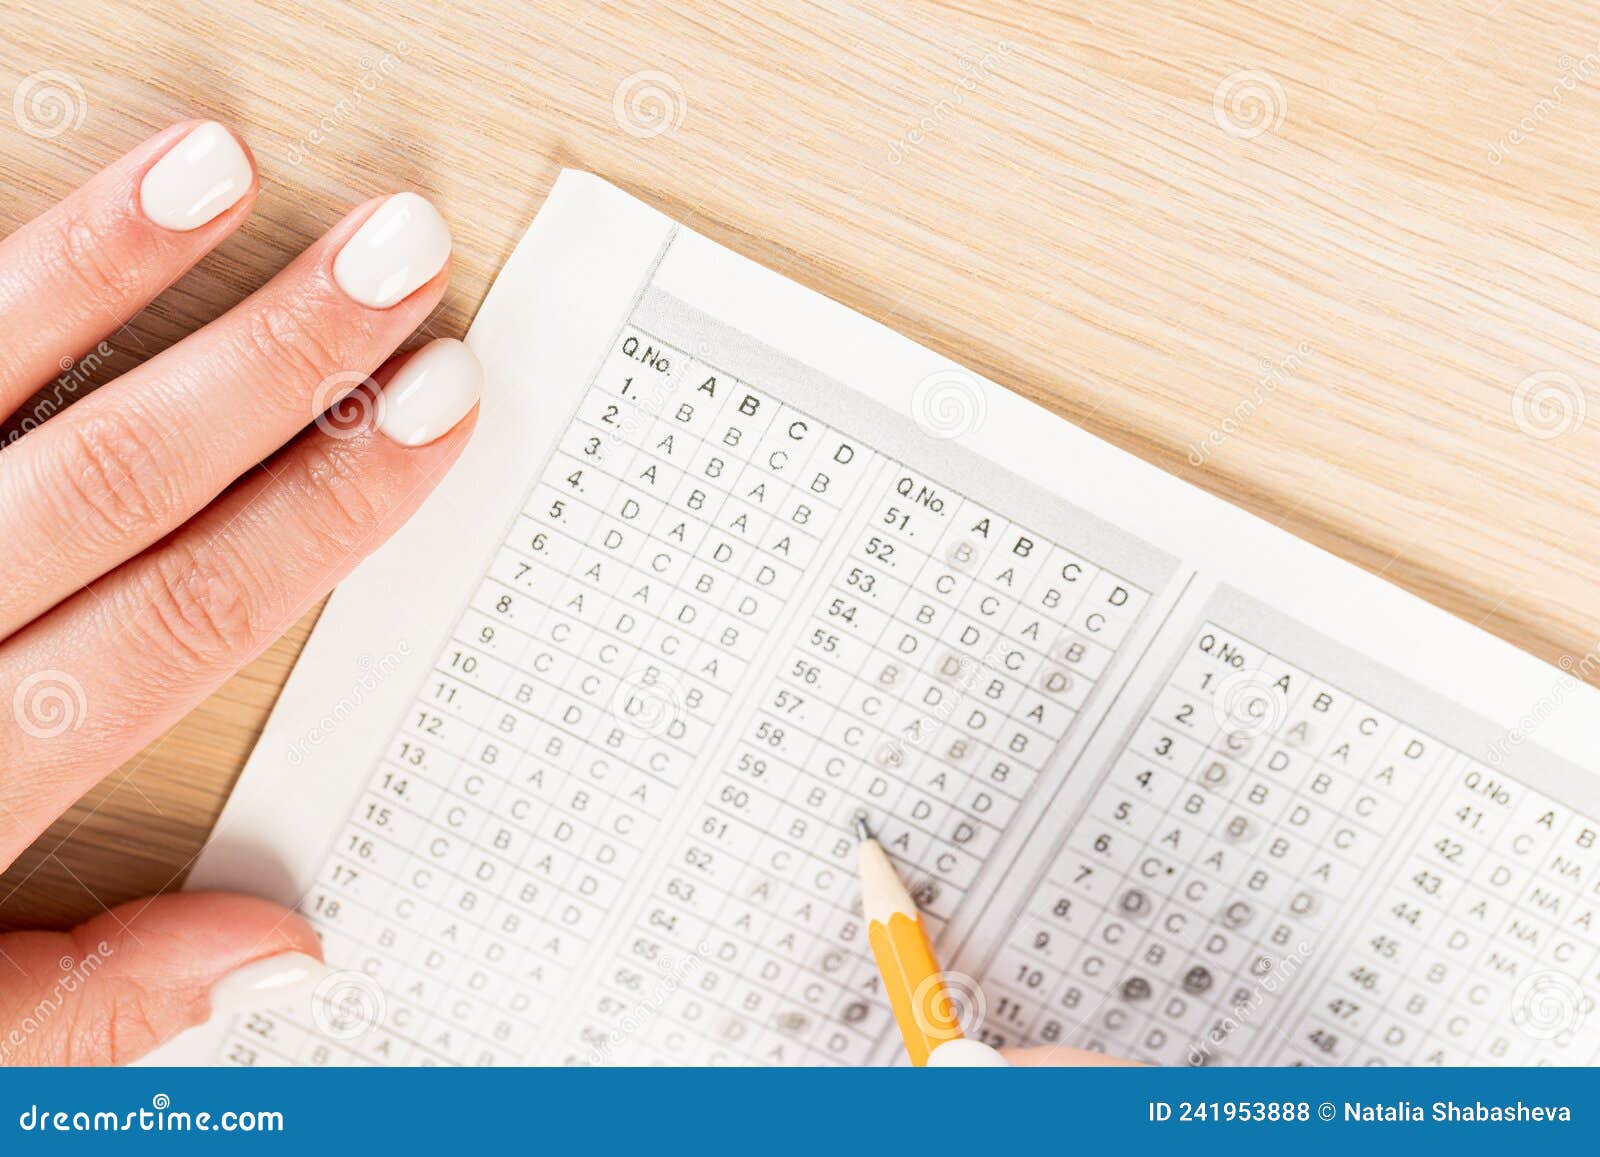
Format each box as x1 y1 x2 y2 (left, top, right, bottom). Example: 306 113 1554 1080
0 189 452 637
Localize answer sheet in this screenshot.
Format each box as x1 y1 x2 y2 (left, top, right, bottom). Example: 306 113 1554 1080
154 172 1600 1067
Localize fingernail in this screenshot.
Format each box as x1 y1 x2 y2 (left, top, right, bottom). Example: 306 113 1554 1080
208 951 331 1016
139 122 254 232
376 337 483 446
332 192 452 308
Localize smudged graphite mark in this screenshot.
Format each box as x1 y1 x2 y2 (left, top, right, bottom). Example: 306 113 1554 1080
1040 668 1074 697
774 1011 810 1036
946 539 978 569
1198 760 1229 791
1222 900 1254 929
1288 891 1319 919
1182 966 1214 995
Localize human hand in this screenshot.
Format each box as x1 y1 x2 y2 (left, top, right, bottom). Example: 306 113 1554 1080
1002 1046 1142 1066
916 1038 1139 1067
0 119 481 1064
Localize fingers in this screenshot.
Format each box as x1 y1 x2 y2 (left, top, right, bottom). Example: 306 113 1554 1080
0 340 480 864
1001 1045 1144 1066
0 189 453 638
0 891 322 1065
0 120 256 415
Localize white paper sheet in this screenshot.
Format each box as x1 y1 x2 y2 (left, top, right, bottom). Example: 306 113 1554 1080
148 171 1600 1067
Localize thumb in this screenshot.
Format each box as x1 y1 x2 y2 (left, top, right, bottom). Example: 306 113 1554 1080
1001 1045 1144 1066
0 890 325 1066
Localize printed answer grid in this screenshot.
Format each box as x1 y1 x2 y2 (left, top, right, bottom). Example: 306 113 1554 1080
216 314 1154 1066
981 616 1600 1066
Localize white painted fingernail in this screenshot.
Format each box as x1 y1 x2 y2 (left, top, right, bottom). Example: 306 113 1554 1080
139 122 253 232
376 338 483 446
208 951 331 1016
332 192 452 308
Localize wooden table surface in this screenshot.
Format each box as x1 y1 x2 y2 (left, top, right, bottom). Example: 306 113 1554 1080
2 0 1597 930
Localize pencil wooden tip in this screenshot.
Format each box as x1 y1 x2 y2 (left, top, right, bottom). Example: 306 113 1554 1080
858 833 918 924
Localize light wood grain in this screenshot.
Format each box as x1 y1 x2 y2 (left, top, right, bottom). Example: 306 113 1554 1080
2 0 1597 930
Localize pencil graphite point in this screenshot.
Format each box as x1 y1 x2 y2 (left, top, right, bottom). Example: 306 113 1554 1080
852 811 873 842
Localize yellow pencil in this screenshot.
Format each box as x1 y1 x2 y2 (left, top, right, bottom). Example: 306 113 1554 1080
855 814 1007 1067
